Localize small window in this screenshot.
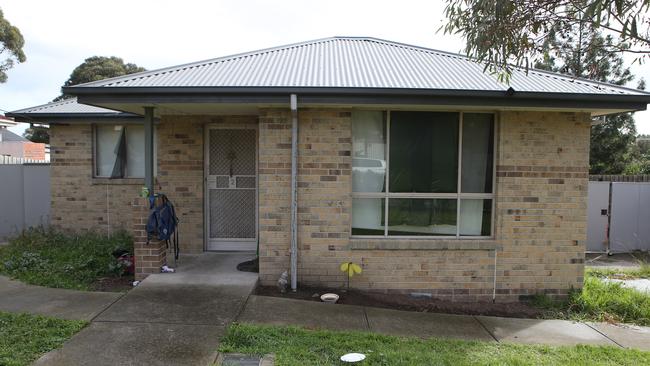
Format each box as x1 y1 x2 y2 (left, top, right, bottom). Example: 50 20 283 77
94 124 149 178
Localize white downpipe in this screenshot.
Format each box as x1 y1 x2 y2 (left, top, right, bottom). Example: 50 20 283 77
290 94 299 292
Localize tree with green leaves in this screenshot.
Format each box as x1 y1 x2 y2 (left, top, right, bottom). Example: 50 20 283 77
532 9 644 174
442 0 650 81
53 56 146 101
0 7 26 83
22 124 50 144
24 57 146 144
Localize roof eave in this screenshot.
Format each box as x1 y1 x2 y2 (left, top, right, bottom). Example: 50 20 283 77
63 86 650 103
65 86 650 113
5 112 142 123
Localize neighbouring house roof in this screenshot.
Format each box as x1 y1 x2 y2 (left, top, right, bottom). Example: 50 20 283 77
0 128 27 142
7 97 140 123
0 115 17 128
68 37 648 97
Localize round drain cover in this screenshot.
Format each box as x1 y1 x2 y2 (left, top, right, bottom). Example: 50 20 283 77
340 353 366 363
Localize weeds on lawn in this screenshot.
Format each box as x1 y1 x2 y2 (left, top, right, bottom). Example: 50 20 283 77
0 227 133 290
587 263 650 280
0 311 86 366
220 323 650 366
534 274 650 326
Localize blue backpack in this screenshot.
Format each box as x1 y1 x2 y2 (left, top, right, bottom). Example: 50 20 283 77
146 194 180 260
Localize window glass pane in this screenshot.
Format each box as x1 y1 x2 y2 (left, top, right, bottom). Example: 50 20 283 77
126 125 145 178
460 199 492 236
389 112 458 193
461 113 494 193
388 198 457 236
352 111 386 193
352 198 385 235
95 125 121 177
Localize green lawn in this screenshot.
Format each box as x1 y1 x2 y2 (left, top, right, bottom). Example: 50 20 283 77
219 323 650 366
0 311 86 366
534 270 650 326
0 228 132 290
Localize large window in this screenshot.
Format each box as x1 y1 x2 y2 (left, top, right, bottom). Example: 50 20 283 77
94 124 147 178
351 111 494 238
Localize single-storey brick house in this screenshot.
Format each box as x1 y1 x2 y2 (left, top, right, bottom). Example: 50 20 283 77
10 37 650 301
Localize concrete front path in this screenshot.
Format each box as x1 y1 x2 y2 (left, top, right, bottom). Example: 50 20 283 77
32 252 258 366
238 295 650 351
0 276 122 321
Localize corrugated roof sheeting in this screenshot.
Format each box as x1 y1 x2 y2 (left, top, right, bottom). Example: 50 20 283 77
10 98 122 114
74 37 648 96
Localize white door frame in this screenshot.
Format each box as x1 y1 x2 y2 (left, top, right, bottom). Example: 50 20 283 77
204 123 259 251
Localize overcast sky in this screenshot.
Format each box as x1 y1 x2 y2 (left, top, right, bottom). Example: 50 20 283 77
1 0 649 134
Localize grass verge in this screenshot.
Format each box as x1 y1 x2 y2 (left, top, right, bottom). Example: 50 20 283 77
0 311 86 366
534 273 650 326
219 323 650 366
0 227 133 290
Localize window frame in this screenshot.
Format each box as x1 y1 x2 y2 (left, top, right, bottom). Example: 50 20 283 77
92 123 156 179
350 110 498 240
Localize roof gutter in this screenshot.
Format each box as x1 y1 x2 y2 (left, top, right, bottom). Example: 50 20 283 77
66 87 650 113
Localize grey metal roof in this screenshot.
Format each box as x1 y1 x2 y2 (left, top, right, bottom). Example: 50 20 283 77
72 37 649 96
0 128 27 142
7 98 140 123
9 98 124 115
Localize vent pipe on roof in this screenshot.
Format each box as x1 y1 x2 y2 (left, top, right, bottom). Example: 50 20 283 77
290 94 299 292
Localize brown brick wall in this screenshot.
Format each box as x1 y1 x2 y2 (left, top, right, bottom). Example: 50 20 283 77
50 124 139 234
258 109 293 284
258 109 591 302
51 109 590 301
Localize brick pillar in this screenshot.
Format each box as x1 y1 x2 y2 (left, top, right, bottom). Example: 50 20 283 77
132 197 166 280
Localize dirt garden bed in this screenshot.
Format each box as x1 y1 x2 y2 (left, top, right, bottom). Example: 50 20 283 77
255 285 544 319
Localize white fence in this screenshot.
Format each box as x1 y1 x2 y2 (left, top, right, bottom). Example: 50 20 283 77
0 163 50 240
587 181 650 253
0 155 49 165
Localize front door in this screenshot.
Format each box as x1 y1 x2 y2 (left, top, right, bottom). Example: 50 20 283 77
205 125 257 251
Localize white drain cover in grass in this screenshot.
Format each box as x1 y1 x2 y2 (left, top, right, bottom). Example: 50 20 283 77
340 353 366 363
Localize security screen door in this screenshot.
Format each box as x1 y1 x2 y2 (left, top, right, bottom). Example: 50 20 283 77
206 126 257 251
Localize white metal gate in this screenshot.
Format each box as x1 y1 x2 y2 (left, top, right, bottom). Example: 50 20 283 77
587 181 650 253
205 126 257 251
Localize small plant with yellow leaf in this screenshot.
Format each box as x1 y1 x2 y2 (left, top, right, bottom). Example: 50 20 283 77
339 261 362 290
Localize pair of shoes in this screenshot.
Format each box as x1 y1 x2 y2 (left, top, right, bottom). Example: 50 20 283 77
161 265 175 273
